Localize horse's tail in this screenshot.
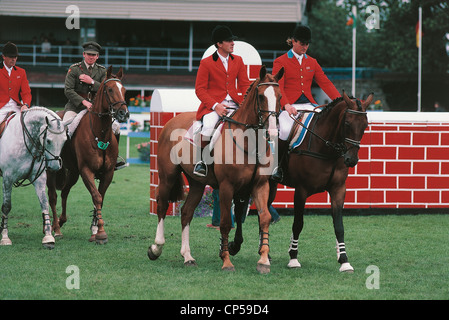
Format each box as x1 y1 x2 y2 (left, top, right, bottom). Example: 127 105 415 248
169 173 185 202
155 169 185 204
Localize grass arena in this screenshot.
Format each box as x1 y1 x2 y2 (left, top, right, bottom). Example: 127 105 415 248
1 136 448 301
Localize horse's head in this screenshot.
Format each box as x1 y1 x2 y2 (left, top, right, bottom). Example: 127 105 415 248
99 66 130 123
43 115 67 171
341 91 373 167
255 65 284 140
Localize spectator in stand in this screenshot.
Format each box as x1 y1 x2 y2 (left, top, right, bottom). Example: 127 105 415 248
434 101 446 112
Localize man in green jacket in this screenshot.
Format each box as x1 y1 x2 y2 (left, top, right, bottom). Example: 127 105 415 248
64 41 126 170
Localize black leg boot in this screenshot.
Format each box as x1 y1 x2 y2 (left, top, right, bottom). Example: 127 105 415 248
271 139 289 182
114 133 128 170
193 134 208 177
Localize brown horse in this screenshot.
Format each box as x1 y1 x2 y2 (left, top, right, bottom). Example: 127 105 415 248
268 91 373 272
148 66 284 273
46 66 129 244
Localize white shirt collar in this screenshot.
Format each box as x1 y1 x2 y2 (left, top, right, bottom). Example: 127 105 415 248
3 62 12 76
217 52 229 70
292 50 304 65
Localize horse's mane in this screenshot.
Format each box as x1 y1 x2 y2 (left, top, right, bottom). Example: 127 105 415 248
25 106 62 120
240 77 261 109
316 95 354 119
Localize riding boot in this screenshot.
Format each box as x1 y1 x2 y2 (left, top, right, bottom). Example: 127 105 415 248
193 134 208 177
114 133 128 171
271 139 289 182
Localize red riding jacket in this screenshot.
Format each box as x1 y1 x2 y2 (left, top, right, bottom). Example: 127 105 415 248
272 50 340 108
0 63 32 108
195 51 251 121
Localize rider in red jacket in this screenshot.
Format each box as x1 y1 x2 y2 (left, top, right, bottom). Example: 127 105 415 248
0 42 31 121
193 25 251 177
271 25 340 182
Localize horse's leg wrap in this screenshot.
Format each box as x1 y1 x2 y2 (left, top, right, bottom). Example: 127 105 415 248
336 239 354 272
41 212 55 249
287 234 301 268
220 236 235 271
1 213 11 245
258 231 270 254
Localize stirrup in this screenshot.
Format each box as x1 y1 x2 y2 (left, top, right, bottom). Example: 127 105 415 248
193 161 207 177
114 156 129 171
271 166 283 182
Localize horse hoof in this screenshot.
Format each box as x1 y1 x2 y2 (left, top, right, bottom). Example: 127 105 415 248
222 266 235 272
88 235 96 242
228 241 241 256
339 262 354 273
95 238 108 245
42 242 55 250
95 232 108 245
184 260 197 267
287 259 302 269
147 247 160 260
257 263 271 274
0 239 12 246
54 233 63 239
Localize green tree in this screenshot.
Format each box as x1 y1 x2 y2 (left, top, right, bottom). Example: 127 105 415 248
308 0 449 73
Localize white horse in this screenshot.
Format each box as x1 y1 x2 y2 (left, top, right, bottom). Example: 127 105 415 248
0 107 67 249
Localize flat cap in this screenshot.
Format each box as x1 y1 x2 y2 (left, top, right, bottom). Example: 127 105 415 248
83 41 101 54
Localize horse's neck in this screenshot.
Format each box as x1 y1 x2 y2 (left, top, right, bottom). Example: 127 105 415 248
315 103 346 143
233 102 257 126
91 95 112 129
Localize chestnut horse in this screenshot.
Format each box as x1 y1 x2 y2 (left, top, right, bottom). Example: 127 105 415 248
46 66 129 244
227 92 373 272
270 91 373 272
148 66 284 273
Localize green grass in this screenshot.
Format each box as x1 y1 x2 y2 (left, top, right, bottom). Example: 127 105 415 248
1 139 449 300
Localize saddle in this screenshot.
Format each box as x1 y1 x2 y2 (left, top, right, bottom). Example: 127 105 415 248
184 109 238 150
287 107 322 151
0 111 16 139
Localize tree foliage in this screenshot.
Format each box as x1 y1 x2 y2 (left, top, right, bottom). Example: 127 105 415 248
307 0 449 73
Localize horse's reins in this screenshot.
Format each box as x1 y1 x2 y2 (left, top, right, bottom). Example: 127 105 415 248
289 101 366 158
88 78 128 150
16 111 65 187
221 81 281 197
221 82 280 131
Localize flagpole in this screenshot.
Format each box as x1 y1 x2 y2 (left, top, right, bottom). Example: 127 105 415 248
352 5 356 97
417 6 422 112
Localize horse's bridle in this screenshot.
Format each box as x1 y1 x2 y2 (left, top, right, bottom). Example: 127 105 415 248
255 82 281 129
222 81 281 131
290 99 367 157
343 105 367 152
16 111 65 187
91 78 128 120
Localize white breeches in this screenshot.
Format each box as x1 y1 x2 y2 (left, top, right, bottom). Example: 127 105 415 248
0 101 20 120
279 103 316 141
201 99 238 137
63 110 121 135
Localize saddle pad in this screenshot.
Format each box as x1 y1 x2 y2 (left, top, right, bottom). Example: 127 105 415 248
67 109 88 138
289 106 323 150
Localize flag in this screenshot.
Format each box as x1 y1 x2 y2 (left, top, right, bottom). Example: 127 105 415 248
347 12 356 28
415 21 422 48
346 17 354 26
